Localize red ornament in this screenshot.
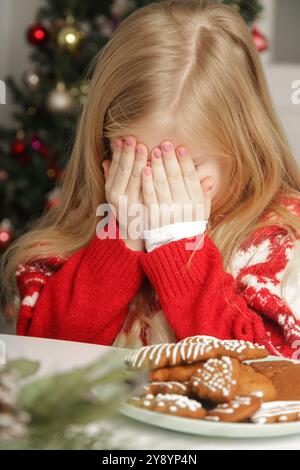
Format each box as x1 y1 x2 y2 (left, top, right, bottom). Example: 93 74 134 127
252 25 268 53
11 139 26 156
11 139 30 165
27 24 49 45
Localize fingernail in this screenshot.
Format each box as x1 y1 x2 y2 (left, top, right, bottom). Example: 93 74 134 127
125 137 134 146
161 142 172 152
177 147 186 157
153 148 161 159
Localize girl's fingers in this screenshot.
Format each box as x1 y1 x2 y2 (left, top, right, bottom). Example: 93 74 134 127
176 147 205 202
111 136 137 195
160 141 188 202
150 147 173 205
142 166 158 205
142 166 159 229
105 138 123 193
126 143 148 199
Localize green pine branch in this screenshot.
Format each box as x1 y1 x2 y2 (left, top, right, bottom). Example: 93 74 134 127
1 352 149 450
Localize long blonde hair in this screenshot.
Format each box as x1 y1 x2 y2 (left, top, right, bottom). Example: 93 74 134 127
2 0 300 347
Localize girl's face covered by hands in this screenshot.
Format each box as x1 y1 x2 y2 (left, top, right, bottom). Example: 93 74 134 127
105 127 231 233
123 127 229 201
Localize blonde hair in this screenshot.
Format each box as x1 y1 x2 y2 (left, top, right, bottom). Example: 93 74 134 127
2 0 300 346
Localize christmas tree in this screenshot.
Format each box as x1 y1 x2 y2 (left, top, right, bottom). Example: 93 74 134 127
0 0 266 253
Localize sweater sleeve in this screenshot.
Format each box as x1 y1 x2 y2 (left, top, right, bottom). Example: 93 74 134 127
16 223 145 345
234 227 300 357
139 233 268 346
139 228 300 357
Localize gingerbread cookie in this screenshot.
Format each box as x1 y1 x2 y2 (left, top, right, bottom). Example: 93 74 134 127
149 363 202 382
204 395 262 423
180 336 268 361
249 360 295 372
127 393 206 419
236 364 277 402
250 361 300 401
140 381 191 396
124 337 267 371
124 342 214 371
190 357 240 403
250 401 300 424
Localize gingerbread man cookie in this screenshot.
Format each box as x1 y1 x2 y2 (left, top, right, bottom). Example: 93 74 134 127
250 401 300 424
127 393 206 419
190 356 240 403
204 395 262 423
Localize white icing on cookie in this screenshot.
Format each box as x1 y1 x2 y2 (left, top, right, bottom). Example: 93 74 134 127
250 401 300 424
191 356 238 398
124 336 266 371
144 381 188 392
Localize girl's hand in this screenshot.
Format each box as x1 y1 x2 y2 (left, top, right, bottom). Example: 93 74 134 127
102 135 148 251
141 141 214 230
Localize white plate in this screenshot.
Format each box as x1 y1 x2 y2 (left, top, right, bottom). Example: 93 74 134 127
119 355 300 439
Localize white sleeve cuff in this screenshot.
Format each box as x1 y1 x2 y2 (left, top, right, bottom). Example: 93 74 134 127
143 220 208 253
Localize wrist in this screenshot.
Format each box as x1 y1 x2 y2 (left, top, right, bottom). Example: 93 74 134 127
123 238 145 252
143 220 208 253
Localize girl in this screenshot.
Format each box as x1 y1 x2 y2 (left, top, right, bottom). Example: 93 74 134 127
1 0 300 358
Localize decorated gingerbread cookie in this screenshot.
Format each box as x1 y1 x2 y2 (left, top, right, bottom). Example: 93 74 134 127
190 356 240 403
179 336 268 361
124 342 213 371
204 395 262 423
140 381 191 396
249 361 300 401
149 363 202 382
250 401 300 424
236 364 277 402
127 393 206 419
124 337 267 371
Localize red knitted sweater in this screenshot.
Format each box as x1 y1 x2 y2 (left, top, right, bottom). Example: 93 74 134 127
15 196 300 358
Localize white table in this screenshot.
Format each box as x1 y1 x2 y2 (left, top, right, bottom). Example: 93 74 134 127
1 334 300 450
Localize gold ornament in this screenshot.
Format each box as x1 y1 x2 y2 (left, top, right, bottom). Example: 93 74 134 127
46 82 75 113
16 128 25 140
57 18 84 51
